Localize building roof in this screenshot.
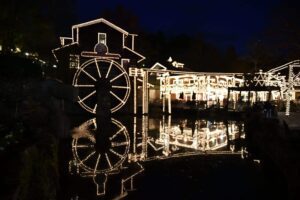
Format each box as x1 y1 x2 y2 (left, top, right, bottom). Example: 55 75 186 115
123 46 145 63
72 18 129 35
150 61 193 72
150 62 167 70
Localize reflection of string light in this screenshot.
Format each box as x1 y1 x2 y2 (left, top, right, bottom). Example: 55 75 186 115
183 136 187 143
253 159 261 164
241 147 248 159
230 145 235 152
71 118 130 174
162 150 169 156
135 117 247 163
70 117 146 199
155 120 238 152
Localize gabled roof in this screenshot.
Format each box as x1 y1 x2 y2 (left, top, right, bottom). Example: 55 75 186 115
53 18 146 63
123 46 145 63
72 18 129 35
52 42 79 62
151 62 167 70
150 61 192 71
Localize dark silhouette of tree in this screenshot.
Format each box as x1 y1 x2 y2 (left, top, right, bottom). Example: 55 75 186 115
165 34 224 72
246 39 278 72
101 5 142 33
248 0 300 69
138 32 225 72
268 0 300 59
224 46 237 68
0 0 77 60
98 4 251 72
138 32 169 67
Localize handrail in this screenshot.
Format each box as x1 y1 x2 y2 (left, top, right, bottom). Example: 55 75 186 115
267 59 300 73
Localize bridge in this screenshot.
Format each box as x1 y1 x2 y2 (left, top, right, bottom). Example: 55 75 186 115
128 60 300 116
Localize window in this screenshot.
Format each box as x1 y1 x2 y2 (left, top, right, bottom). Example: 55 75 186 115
69 54 79 69
98 33 107 45
121 59 130 68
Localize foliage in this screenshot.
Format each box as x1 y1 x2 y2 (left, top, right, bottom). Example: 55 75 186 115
0 0 76 60
102 5 142 33
99 5 253 72
0 121 25 153
0 54 42 121
17 136 59 200
247 0 300 69
0 53 60 198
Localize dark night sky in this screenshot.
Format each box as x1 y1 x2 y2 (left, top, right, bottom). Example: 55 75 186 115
77 0 281 54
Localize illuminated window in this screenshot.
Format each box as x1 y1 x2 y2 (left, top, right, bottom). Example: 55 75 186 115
121 59 130 69
69 54 79 69
98 33 107 45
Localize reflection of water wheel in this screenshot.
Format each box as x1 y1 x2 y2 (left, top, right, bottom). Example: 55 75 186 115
73 59 131 113
72 118 130 173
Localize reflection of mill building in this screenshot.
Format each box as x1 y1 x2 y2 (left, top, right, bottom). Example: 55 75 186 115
68 116 246 198
156 119 244 155
130 116 245 161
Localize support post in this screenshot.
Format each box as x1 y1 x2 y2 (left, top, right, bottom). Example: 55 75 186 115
133 117 137 154
142 115 148 159
168 92 172 114
285 65 293 116
167 76 172 114
142 71 149 115
162 115 165 132
255 91 258 102
162 76 166 113
226 88 230 111
133 76 137 115
168 115 171 129
247 90 251 106
162 93 166 113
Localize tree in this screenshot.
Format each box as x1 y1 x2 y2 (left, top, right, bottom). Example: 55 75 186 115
256 0 300 68
101 5 142 33
0 0 76 60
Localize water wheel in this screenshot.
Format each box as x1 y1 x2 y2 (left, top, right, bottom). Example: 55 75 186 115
72 118 130 174
73 59 131 114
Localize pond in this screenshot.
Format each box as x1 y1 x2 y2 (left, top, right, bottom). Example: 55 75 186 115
56 115 285 200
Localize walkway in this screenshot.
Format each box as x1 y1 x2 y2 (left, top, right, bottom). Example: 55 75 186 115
278 112 300 131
